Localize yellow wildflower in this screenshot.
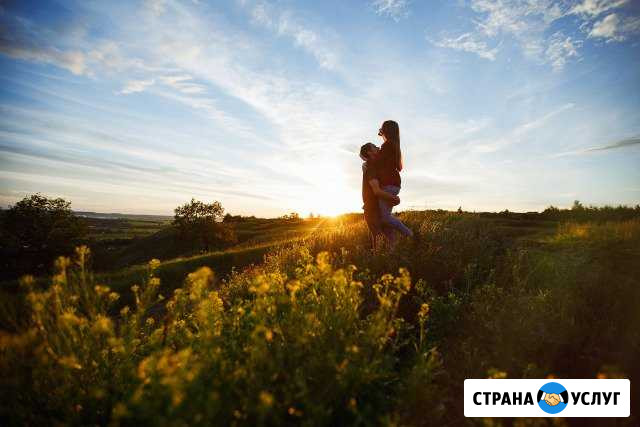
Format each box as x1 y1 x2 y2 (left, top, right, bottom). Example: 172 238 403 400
112 402 128 418
418 303 430 320
91 315 113 335
148 258 161 271
59 311 84 327
59 355 82 370
259 391 274 407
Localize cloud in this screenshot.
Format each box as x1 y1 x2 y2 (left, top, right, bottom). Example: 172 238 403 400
473 103 575 152
589 13 640 42
585 136 640 151
0 37 87 75
159 75 207 94
87 41 157 74
244 1 340 70
0 4 91 75
545 32 583 71
146 0 168 16
515 103 575 135
0 142 177 176
0 11 159 77
430 32 499 60
120 78 155 94
569 0 629 17
552 136 640 156
149 89 255 139
372 0 411 21
438 0 635 71
0 105 277 209
470 0 565 38
429 0 568 68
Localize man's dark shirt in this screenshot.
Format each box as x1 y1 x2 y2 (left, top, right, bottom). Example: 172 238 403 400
362 160 378 211
362 159 383 239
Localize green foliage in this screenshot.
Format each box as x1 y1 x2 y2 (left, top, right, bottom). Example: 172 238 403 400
542 201 640 222
280 212 301 221
2 210 639 425
173 198 236 252
1 247 424 425
0 194 86 280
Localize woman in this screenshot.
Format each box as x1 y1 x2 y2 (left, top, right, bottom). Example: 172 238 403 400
376 120 413 237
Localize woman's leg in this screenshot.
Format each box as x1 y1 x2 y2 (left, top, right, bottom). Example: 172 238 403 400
378 185 413 237
381 224 398 249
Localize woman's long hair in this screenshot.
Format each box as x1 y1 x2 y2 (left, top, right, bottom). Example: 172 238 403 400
380 120 402 171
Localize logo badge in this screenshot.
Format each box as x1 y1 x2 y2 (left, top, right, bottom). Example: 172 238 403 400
537 382 568 414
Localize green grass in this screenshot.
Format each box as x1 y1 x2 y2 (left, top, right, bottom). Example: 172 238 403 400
2 210 639 425
98 239 296 303
84 217 170 240
88 216 344 271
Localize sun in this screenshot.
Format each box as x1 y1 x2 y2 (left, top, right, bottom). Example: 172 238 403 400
295 187 359 218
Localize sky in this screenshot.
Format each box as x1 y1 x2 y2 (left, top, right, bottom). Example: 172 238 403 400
0 0 639 217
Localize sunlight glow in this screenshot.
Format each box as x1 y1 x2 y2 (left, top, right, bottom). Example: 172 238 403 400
294 186 359 217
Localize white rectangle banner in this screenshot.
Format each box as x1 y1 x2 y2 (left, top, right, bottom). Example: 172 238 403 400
464 379 630 417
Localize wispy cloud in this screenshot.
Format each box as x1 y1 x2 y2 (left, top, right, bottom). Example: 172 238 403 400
588 13 640 42
120 75 208 96
433 0 637 71
569 0 629 17
545 32 583 71
160 75 207 94
552 136 640 156
372 0 411 21
430 32 499 60
244 1 340 70
586 136 640 151
0 10 167 78
0 22 87 75
473 103 575 152
120 78 155 94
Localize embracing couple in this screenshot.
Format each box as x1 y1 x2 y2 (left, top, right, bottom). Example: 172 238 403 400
360 120 413 250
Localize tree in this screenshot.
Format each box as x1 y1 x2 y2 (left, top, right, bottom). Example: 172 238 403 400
1 194 86 279
280 212 301 221
173 199 235 252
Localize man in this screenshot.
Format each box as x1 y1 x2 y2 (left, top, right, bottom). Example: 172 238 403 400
360 142 400 250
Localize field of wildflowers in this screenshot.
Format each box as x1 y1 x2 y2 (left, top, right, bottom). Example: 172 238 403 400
1 211 639 425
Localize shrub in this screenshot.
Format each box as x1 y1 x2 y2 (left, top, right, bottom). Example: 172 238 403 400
1 247 429 425
0 194 86 280
173 198 236 252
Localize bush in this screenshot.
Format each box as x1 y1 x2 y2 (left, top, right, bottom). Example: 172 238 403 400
2 210 639 425
0 194 86 280
1 247 433 425
173 199 236 252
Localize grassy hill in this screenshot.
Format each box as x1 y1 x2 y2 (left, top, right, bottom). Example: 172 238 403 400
88 216 346 271
1 209 639 425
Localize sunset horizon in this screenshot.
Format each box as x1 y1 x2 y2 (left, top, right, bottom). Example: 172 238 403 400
1 1 639 217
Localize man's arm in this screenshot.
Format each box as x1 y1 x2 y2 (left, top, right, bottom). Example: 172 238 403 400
368 178 400 205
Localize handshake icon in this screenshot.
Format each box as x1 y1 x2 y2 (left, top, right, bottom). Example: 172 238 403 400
541 392 563 406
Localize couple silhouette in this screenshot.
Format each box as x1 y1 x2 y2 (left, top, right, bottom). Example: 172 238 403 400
360 120 413 250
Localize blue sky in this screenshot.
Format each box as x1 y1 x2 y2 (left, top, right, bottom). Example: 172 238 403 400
1 0 639 216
